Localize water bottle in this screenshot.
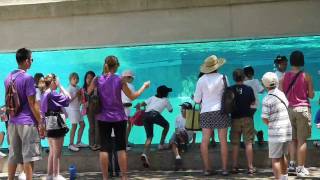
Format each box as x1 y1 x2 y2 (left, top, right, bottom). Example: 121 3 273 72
69 164 77 180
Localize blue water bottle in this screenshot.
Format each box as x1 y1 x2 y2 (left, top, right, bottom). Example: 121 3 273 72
69 164 77 180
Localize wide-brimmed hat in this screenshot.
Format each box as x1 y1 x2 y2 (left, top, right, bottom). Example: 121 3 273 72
261 72 278 88
200 55 226 74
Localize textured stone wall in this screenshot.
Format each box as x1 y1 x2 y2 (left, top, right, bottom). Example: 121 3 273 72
0 0 319 51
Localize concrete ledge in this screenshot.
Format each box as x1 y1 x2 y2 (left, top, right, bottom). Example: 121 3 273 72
0 141 320 172
0 0 301 21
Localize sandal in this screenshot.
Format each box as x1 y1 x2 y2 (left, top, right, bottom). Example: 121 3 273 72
248 167 256 175
141 154 150 168
90 145 100 151
231 167 240 174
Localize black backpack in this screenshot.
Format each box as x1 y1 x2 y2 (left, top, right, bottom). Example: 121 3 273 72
221 75 236 114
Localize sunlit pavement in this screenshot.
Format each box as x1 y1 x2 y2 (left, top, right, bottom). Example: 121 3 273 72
1 168 320 180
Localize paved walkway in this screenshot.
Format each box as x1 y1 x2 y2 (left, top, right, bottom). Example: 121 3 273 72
1 168 320 179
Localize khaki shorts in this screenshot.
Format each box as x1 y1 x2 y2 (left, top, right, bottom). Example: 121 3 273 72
288 107 311 141
269 142 289 159
8 124 42 164
230 117 255 145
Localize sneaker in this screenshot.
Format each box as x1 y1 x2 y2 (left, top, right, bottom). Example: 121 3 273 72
68 144 80 152
46 175 53 180
53 175 66 180
75 142 89 148
18 172 26 180
158 144 169 150
141 153 150 168
301 167 310 176
296 168 307 177
288 161 296 173
0 151 7 158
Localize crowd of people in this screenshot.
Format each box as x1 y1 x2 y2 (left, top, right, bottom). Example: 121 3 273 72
0 47 317 180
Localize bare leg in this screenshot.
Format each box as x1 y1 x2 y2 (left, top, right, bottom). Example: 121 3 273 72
272 158 281 179
218 128 228 171
200 128 212 171
245 143 254 169
52 137 64 176
297 139 307 166
8 163 17 180
47 139 54 176
77 121 85 144
289 140 296 163
280 155 288 175
232 145 239 168
23 162 34 180
100 152 109 180
70 124 77 145
117 150 128 180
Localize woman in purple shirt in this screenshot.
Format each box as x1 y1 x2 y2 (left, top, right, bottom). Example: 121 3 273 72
40 74 71 180
88 55 150 180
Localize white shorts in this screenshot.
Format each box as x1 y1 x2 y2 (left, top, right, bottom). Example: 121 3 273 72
269 142 289 159
67 110 83 124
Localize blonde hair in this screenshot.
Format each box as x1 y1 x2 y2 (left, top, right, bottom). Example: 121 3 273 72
41 74 56 92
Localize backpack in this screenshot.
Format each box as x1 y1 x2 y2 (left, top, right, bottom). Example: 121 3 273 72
5 71 23 118
221 75 236 114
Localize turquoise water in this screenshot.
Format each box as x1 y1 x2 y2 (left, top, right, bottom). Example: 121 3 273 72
1 35 320 147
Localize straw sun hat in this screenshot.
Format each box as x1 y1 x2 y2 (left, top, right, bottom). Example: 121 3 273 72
200 55 226 74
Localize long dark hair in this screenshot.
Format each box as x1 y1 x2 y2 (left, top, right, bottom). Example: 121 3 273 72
83 71 96 90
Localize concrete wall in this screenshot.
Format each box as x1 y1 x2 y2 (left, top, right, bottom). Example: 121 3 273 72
0 0 319 52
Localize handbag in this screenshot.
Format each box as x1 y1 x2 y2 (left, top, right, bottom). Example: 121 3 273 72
90 88 101 114
45 111 69 134
185 103 201 131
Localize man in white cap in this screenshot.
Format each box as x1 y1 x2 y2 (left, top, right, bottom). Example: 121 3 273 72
261 72 292 180
121 70 136 150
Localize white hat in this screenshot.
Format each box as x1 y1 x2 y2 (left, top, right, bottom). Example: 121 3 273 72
200 55 226 74
122 70 134 78
261 72 278 88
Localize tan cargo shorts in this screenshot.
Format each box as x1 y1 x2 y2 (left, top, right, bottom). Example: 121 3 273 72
288 107 311 142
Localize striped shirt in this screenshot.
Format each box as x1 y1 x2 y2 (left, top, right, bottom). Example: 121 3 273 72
261 88 292 143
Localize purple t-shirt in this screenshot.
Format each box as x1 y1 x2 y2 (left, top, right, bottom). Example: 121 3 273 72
95 74 127 122
4 69 36 125
40 90 70 121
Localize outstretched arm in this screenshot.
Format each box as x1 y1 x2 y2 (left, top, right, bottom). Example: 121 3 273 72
122 81 150 100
